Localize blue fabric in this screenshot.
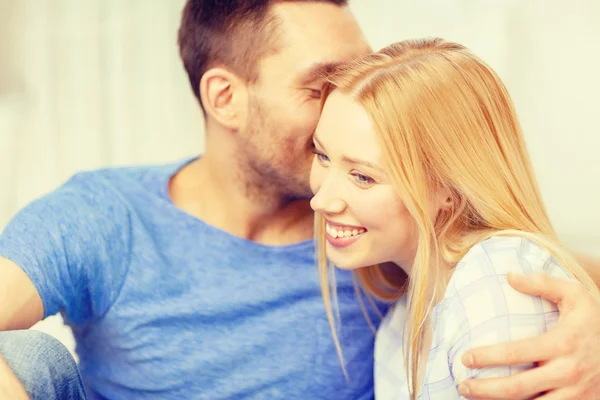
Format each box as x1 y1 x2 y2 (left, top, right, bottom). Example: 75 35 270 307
0 330 87 400
0 158 386 400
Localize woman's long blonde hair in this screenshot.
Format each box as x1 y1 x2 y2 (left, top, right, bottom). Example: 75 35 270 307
316 38 600 398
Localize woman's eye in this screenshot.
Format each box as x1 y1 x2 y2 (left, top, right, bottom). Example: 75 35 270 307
352 173 375 187
312 149 330 163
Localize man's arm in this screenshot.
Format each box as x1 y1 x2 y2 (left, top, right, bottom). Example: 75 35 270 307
575 253 600 285
459 272 600 400
0 256 43 331
0 257 42 399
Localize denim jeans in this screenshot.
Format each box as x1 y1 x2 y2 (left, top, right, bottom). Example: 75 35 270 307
0 330 87 400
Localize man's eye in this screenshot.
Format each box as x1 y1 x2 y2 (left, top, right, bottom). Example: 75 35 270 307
307 89 322 98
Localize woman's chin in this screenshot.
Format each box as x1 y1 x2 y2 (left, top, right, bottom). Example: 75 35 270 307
328 256 371 271
333 263 360 271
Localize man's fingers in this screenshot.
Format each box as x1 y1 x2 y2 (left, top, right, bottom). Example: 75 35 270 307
507 272 567 304
459 360 573 400
535 387 593 400
458 377 513 400
462 331 560 368
458 374 546 400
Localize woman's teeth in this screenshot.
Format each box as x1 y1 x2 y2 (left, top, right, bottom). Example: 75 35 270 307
325 223 365 239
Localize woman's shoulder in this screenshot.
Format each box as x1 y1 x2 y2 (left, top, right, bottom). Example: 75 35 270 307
427 242 572 393
446 235 572 295
429 236 571 382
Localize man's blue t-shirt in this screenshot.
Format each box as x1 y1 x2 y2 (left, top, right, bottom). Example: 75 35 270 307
0 159 386 399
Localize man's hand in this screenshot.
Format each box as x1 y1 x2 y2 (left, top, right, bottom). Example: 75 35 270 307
0 354 29 400
458 273 600 400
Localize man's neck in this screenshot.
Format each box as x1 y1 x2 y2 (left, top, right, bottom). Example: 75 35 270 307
169 148 314 246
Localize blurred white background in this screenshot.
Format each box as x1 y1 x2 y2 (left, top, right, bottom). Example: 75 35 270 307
0 0 598 353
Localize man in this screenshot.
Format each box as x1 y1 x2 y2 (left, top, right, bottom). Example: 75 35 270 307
1 1 599 399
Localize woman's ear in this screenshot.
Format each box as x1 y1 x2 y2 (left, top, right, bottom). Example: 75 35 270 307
433 187 458 233
438 187 454 212
199 67 248 131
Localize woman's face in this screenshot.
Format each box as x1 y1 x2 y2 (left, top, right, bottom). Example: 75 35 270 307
310 91 445 272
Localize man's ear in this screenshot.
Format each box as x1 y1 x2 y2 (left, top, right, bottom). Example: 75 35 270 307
199 67 247 131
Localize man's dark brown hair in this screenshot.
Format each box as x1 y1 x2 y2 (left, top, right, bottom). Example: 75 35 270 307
178 0 348 111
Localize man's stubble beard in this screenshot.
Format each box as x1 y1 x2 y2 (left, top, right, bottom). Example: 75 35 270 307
239 101 313 204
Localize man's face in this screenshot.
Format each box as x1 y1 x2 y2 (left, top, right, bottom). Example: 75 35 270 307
238 2 370 200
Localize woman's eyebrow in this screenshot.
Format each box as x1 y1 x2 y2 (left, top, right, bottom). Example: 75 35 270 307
314 134 385 174
342 155 386 174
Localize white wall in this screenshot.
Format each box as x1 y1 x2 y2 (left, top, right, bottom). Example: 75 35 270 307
1 0 599 351
350 0 600 256
0 1 202 229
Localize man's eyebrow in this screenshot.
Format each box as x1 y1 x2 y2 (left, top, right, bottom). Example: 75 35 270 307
298 62 340 85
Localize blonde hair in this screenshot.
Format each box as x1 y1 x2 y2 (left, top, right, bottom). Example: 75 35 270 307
316 38 600 398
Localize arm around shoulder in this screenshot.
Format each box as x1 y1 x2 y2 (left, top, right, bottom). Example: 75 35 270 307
441 238 565 384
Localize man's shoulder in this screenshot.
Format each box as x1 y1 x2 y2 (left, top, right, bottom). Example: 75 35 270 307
3 158 193 233
71 160 183 191
60 158 191 204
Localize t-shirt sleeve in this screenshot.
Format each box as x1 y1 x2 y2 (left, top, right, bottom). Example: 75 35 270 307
0 172 132 325
437 237 572 386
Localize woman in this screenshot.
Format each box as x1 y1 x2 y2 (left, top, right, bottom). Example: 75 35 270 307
309 38 600 399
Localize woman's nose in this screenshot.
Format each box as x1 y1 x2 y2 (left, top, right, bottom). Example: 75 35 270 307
310 177 346 215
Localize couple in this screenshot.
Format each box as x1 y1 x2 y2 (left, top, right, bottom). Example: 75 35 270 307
0 1 599 399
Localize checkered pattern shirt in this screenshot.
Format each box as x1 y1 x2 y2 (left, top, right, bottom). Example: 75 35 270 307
375 236 571 399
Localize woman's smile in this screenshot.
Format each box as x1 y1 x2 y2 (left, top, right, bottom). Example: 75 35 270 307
324 219 367 248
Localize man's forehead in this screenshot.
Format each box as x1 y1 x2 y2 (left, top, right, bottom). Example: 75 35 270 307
282 39 370 83
271 2 371 63
296 62 340 85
